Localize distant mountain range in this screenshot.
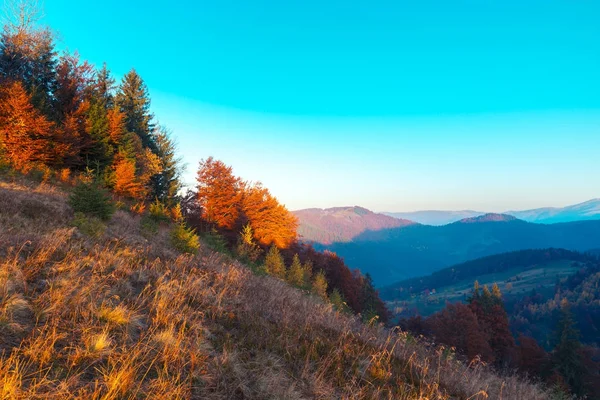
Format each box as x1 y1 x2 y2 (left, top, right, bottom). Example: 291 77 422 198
294 205 600 286
383 198 600 225
294 206 414 244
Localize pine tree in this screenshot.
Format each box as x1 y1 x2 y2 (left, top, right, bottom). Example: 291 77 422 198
150 126 181 205
312 270 328 300
116 69 155 150
302 259 313 284
265 245 286 279
236 224 262 262
552 299 586 396
286 254 304 287
329 288 347 312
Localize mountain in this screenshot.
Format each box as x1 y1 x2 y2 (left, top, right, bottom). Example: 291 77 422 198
313 215 600 285
384 198 600 226
293 206 415 244
509 198 600 224
384 210 484 226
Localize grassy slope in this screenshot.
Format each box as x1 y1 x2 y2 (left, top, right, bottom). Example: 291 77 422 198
0 178 549 399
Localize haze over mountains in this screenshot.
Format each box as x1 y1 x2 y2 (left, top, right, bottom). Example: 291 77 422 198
293 200 600 286
383 198 600 225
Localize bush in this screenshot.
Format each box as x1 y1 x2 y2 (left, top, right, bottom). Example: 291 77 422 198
69 182 115 221
202 229 229 254
140 215 159 237
149 199 170 222
170 223 200 254
72 212 106 238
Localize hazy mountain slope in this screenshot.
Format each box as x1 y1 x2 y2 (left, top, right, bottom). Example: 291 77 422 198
294 206 415 244
319 214 600 285
384 210 484 225
0 178 548 399
509 198 600 224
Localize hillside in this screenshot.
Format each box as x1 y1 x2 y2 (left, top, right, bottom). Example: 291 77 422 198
380 248 595 316
294 206 415 244
0 177 551 399
319 216 600 285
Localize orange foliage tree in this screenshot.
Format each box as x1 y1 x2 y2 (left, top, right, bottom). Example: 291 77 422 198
196 157 243 230
242 182 298 248
0 80 53 170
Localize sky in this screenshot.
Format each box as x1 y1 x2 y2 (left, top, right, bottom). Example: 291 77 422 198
25 0 600 211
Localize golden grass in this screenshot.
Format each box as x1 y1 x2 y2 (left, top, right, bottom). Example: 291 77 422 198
0 178 552 399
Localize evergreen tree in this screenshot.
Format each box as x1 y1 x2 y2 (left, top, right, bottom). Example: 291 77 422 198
302 259 313 284
150 126 181 205
236 224 262 262
312 270 328 300
552 299 586 396
286 254 304 287
329 288 348 312
265 245 285 279
116 69 156 150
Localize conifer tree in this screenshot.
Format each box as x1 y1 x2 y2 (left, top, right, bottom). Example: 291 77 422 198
329 288 347 312
552 299 586 396
286 254 304 286
150 126 181 205
116 69 155 150
302 259 313 284
265 245 286 279
236 224 262 262
312 270 328 300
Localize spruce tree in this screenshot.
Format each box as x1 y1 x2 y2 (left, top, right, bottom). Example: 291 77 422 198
116 69 156 151
265 245 285 279
312 270 328 300
286 254 304 287
151 126 181 205
552 299 586 396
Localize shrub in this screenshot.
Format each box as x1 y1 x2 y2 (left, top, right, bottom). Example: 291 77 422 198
149 199 170 222
170 223 200 254
140 215 159 237
69 182 115 221
73 212 106 238
202 229 229 254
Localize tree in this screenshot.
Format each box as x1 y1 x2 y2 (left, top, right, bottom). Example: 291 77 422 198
116 69 155 150
242 182 297 248
196 157 243 230
286 254 304 286
54 52 93 121
552 299 586 396
329 288 348 312
150 126 181 205
0 1 57 117
0 80 53 170
265 245 285 279
236 224 262 262
312 270 328 300
112 155 145 199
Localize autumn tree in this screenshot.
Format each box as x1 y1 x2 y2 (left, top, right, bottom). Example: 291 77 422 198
196 157 243 230
242 182 297 248
0 0 57 116
0 80 53 170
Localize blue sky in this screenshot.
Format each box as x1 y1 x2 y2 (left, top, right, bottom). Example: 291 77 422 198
32 0 600 211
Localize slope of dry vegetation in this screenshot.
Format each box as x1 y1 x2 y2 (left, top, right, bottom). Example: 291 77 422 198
0 177 551 399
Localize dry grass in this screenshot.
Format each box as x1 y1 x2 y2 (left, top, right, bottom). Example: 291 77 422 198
0 178 552 399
